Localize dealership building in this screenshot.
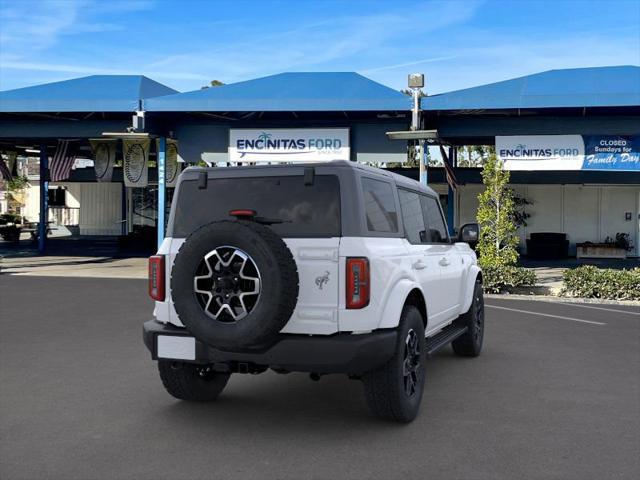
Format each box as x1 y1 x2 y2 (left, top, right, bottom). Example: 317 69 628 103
0 65 638 257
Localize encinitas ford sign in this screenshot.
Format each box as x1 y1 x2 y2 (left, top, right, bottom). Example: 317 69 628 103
497 135 640 171
497 135 585 170
229 128 350 162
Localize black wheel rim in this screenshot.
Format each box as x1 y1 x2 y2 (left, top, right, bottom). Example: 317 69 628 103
403 329 421 397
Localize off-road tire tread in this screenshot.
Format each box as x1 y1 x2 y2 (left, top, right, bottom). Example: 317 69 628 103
362 305 426 423
452 279 483 357
171 220 299 349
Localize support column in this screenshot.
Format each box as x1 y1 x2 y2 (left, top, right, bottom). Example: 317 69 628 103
447 146 456 236
157 137 166 249
38 145 48 254
419 140 427 185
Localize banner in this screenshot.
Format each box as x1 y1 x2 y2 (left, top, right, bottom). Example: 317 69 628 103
156 138 181 187
122 138 149 187
90 139 116 182
497 135 584 170
229 128 350 163
582 136 640 171
497 135 640 171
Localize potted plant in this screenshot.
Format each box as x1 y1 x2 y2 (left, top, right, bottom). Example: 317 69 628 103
576 233 632 259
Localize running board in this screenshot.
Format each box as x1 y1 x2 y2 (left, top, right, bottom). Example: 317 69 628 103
425 324 468 356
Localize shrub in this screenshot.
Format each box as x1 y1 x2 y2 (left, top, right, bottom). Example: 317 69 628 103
561 266 640 300
482 265 537 294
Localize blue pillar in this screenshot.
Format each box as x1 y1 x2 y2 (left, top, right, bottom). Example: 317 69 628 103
38 145 48 254
157 137 166 250
447 146 456 236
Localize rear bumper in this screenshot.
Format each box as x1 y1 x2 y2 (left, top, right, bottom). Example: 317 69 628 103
143 319 397 375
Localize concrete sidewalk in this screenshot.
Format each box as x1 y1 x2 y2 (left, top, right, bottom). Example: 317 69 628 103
0 255 147 278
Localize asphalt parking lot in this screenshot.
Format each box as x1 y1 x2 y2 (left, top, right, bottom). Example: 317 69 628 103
1 275 638 480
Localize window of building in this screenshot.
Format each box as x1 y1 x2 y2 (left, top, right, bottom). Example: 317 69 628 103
398 189 427 244
361 177 398 233
48 188 66 207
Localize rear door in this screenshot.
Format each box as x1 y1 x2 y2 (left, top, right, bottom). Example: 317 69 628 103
421 195 463 323
397 189 444 326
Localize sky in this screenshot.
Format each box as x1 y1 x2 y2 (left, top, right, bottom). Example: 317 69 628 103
0 0 639 94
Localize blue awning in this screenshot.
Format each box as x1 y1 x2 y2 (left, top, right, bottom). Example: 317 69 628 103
422 66 640 111
145 72 411 112
0 75 178 113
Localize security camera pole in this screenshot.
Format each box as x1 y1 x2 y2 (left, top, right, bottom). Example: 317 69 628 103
408 73 426 185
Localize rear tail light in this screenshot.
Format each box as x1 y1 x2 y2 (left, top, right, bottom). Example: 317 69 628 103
149 255 165 301
346 257 369 309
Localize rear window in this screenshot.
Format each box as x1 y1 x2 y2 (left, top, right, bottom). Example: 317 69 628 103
171 175 341 238
361 177 398 233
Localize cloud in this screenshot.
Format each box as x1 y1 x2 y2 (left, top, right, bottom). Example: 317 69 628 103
138 1 484 89
0 60 209 81
361 56 459 74
0 0 153 55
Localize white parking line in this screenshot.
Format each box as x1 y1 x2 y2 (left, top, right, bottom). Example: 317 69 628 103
553 302 640 316
486 304 606 325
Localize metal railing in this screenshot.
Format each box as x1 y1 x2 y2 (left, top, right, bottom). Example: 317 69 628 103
48 207 79 226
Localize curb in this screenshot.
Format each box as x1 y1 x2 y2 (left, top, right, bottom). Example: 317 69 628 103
485 293 640 307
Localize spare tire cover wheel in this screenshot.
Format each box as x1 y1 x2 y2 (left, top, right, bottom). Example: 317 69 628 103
171 220 299 350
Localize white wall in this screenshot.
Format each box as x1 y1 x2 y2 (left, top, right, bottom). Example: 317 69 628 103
78 183 122 235
453 183 639 257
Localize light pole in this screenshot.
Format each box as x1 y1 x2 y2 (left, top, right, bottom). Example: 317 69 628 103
408 73 426 185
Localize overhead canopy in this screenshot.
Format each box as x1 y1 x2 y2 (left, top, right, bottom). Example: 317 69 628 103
422 65 640 111
0 75 178 113
145 72 411 112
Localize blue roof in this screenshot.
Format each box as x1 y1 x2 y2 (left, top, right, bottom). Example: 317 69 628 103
145 72 411 112
0 75 178 113
422 66 640 111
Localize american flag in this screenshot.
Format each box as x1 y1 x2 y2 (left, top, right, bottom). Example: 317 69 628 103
49 140 78 182
439 145 458 190
0 157 12 181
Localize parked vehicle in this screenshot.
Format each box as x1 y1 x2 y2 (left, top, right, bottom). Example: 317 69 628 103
143 161 483 422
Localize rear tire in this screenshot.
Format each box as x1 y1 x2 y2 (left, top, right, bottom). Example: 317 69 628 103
158 361 230 401
362 305 426 423
452 279 484 357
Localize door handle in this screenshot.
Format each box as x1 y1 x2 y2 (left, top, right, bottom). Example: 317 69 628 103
412 260 427 270
439 257 450 267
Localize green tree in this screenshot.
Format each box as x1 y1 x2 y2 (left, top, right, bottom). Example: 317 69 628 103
457 145 495 167
476 153 519 268
201 79 225 89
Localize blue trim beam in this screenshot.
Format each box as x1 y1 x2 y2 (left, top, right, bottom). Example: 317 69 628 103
157 137 166 249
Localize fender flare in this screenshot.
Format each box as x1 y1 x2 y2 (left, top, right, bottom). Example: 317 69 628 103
459 265 482 314
378 279 426 330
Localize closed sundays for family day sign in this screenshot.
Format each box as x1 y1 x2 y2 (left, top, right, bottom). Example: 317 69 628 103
229 128 350 162
497 135 640 171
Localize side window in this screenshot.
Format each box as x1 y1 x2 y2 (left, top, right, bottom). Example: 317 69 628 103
361 177 398 233
420 195 449 243
398 189 427 244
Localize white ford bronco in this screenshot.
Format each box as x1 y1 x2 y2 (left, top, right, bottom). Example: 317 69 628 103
144 161 483 422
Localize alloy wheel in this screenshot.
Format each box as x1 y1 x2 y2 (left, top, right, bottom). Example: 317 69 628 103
193 246 261 322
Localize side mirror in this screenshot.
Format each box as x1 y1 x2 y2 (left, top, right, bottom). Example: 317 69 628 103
458 223 479 244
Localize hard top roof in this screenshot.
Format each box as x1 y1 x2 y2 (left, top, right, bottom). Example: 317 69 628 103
183 160 437 197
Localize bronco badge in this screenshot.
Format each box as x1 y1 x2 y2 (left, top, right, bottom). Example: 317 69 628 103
315 271 330 290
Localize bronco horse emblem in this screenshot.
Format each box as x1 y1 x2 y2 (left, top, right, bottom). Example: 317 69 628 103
315 271 330 290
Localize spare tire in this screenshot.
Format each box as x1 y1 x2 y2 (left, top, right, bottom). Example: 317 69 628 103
171 220 299 350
